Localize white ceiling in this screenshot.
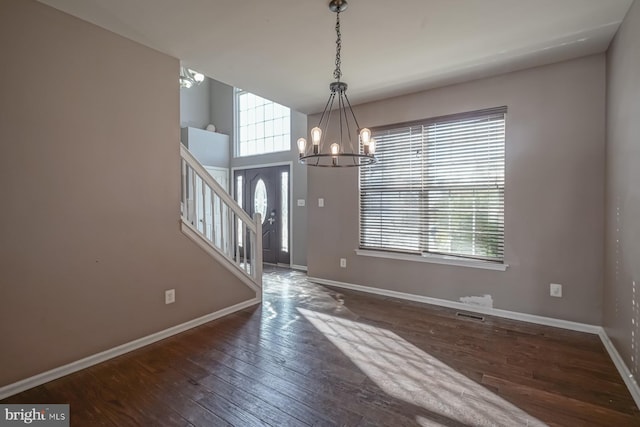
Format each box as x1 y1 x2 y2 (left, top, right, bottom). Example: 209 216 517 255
39 0 633 114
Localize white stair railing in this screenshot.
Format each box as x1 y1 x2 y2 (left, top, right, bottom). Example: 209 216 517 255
180 144 262 293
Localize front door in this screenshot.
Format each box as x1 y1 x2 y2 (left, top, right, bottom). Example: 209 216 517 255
234 165 290 265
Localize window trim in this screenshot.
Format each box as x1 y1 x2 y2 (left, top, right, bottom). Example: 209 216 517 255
355 249 508 271
359 106 507 265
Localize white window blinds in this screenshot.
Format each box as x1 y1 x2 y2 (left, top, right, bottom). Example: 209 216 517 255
359 107 506 262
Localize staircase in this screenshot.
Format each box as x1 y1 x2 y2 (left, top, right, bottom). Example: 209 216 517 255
179 144 262 295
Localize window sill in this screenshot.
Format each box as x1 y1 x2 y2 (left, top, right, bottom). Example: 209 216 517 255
355 249 508 271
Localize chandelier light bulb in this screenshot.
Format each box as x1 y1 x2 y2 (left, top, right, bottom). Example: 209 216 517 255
297 138 307 155
311 127 321 154
359 128 371 144
369 138 376 155
311 127 322 144
331 142 340 166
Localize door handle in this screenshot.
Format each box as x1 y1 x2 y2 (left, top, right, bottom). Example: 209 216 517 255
267 209 276 225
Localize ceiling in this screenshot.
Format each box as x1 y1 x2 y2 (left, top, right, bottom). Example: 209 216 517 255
39 0 633 114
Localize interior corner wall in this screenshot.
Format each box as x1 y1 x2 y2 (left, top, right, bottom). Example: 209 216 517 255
307 54 606 324
180 77 211 129
0 0 254 388
604 0 640 379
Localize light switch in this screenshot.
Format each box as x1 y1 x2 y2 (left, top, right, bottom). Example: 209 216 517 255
318 198 324 207
165 289 175 304
550 283 562 298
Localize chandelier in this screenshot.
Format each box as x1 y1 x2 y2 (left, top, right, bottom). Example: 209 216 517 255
179 66 205 89
297 0 377 167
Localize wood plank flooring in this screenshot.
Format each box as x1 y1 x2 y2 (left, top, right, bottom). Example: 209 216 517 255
3 267 639 426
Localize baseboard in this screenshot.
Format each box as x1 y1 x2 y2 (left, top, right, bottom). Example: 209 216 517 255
291 264 308 272
5 275 639 411
0 298 260 400
307 275 640 409
308 276 601 334
598 329 640 408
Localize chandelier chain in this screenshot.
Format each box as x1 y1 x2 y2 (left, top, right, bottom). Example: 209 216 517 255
333 9 342 81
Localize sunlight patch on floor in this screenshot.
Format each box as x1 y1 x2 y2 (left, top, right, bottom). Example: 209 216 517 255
298 307 546 426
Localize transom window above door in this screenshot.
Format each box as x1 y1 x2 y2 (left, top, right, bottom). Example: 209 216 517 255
236 90 291 157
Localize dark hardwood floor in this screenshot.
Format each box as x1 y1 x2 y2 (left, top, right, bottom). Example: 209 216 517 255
4 267 639 426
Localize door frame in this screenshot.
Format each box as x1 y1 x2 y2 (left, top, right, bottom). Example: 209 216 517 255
231 161 293 267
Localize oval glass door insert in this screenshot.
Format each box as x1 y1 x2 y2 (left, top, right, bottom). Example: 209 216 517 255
254 179 268 223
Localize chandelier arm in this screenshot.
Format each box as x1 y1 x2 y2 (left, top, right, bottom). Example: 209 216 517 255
317 89 334 128
338 92 345 149
342 91 361 130
341 93 354 152
322 92 337 149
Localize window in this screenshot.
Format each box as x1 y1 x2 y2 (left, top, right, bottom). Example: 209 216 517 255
236 90 290 157
253 178 268 224
359 107 506 263
281 170 289 253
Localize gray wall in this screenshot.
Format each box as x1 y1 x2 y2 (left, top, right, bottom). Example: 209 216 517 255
605 0 640 379
180 127 230 168
210 79 235 138
180 76 211 129
307 54 606 325
0 0 255 388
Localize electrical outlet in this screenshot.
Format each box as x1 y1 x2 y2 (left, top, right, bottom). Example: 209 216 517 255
340 258 347 268
165 289 175 304
550 283 562 298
